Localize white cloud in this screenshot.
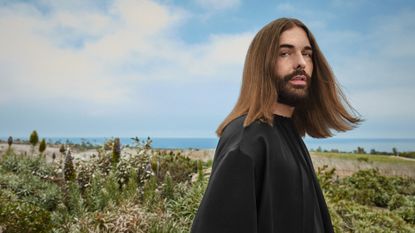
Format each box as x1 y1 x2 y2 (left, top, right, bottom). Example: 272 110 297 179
0 0 251 117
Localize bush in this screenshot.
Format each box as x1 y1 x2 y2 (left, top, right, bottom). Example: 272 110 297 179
112 137 121 165
0 191 53 233
64 150 76 182
29 130 39 148
0 154 62 211
338 169 397 207
157 152 197 183
317 167 415 231
330 199 414 233
39 138 47 155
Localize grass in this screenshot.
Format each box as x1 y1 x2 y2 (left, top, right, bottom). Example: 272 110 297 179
313 151 415 165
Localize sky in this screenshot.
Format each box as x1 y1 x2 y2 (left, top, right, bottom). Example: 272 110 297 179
0 0 414 139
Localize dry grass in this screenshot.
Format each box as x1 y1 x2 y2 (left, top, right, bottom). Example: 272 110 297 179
311 152 415 178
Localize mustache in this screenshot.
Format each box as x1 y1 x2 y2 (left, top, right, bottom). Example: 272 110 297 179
282 69 311 82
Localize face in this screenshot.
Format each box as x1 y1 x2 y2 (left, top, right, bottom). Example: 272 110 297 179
275 26 313 106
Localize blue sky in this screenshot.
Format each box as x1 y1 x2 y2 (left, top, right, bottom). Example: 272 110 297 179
0 0 414 138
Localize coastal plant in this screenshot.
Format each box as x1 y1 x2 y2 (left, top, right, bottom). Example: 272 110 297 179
79 168 121 212
63 181 83 215
115 159 131 190
342 169 397 207
394 202 415 224
0 191 53 233
69 201 152 233
0 151 56 179
112 137 121 165
130 136 153 150
399 151 415 159
166 177 209 229
76 160 95 194
0 150 20 172
161 171 174 200
330 199 414 233
196 160 204 182
0 161 62 211
142 175 160 208
157 152 197 183
100 171 121 206
316 167 415 230
39 138 47 156
64 150 76 182
29 130 39 152
59 144 65 155
103 138 115 151
7 136 13 147
97 151 112 175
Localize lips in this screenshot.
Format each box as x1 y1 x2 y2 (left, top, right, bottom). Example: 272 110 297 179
289 75 307 86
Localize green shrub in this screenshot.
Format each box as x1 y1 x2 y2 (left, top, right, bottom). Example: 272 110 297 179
112 137 121 165
142 175 160 208
115 159 131 190
76 160 95 194
83 170 107 211
166 178 208 229
63 181 83 215
318 167 415 230
331 199 414 233
39 138 47 155
399 151 415 159
0 161 62 211
388 193 407 210
7 136 13 147
29 130 39 148
394 204 415 224
0 191 53 233
157 152 197 183
97 151 112 175
64 150 76 182
340 169 397 207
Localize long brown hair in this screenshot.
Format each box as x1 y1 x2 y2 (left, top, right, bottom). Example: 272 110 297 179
216 18 361 138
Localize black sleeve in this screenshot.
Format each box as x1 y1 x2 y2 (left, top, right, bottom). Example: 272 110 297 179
191 148 258 233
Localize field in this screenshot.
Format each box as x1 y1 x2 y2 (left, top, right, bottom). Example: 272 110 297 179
311 152 415 178
0 140 414 233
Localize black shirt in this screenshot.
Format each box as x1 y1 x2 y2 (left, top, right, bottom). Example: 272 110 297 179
191 114 334 233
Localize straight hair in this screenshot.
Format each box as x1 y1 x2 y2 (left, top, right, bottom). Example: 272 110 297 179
216 18 361 138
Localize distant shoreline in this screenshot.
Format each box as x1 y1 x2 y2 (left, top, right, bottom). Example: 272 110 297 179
1 137 415 152
1 142 414 179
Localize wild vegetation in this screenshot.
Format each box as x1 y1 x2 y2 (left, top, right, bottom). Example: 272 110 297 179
0 137 414 233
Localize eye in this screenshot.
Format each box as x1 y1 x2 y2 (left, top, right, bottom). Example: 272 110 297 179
279 51 290 57
302 51 313 57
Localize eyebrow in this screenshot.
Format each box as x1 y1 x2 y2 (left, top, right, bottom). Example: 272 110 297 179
279 43 313 51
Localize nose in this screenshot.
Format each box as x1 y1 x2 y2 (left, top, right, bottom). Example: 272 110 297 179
294 52 306 70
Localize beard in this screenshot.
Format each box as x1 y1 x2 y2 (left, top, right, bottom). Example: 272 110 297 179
276 69 311 107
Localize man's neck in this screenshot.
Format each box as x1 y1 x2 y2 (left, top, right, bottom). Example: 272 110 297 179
271 101 295 118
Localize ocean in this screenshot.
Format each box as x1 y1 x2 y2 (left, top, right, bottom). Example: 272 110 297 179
3 137 415 153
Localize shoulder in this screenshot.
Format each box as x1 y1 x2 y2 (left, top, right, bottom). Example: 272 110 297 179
222 114 274 140
217 114 275 162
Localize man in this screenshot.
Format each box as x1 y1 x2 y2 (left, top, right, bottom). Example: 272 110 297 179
191 18 361 233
